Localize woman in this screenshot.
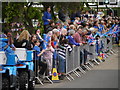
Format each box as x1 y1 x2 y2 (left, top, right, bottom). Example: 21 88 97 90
14 30 31 50
68 29 81 46
42 7 52 33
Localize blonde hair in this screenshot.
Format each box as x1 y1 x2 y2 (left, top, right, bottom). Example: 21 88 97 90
18 30 30 42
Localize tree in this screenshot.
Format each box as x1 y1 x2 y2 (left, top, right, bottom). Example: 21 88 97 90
2 2 43 34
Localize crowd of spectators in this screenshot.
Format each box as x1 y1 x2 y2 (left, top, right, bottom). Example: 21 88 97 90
0 7 120 80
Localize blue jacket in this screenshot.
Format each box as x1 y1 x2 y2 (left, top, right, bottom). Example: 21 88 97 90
42 11 52 25
33 45 41 60
68 36 80 46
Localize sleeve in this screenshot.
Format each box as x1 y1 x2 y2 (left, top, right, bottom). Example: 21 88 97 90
10 44 15 48
50 46 55 52
51 41 55 48
60 45 65 49
42 12 48 21
70 37 80 46
67 45 72 52
33 46 37 51
73 33 81 43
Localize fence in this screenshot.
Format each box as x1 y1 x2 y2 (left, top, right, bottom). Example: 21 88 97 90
64 35 117 81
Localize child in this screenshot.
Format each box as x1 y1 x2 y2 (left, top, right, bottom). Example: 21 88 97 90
38 41 54 76
58 35 72 77
33 40 47 77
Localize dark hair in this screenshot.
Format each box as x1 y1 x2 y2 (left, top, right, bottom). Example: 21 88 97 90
59 35 64 44
46 6 51 11
49 20 54 25
35 29 40 34
93 21 98 26
81 22 86 27
34 40 40 44
3 29 9 35
59 35 69 45
63 39 69 44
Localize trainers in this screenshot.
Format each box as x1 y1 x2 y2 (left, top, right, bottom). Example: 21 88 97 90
60 75 65 80
58 73 61 76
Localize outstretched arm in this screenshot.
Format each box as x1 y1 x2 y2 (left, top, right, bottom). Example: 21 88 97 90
37 49 45 56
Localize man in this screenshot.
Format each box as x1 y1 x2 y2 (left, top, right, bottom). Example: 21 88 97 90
73 25 83 44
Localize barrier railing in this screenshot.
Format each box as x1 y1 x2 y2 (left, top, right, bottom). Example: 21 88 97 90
65 48 74 74
64 33 118 81
73 46 80 70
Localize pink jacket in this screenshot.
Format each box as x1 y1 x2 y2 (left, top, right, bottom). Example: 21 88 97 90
73 32 83 43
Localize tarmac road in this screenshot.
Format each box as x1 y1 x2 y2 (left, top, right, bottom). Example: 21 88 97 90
35 47 119 89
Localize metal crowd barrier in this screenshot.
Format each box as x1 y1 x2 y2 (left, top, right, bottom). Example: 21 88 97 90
108 35 115 54
65 48 74 74
73 46 80 70
101 36 107 53
65 45 91 81
65 48 75 80
83 44 92 70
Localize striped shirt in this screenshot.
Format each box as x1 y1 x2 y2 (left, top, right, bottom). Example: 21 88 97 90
57 44 72 59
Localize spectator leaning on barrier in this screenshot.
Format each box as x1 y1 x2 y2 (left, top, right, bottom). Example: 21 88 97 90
73 25 83 44
42 7 52 34
81 29 93 65
68 29 82 46
38 41 54 76
58 35 72 77
33 40 47 78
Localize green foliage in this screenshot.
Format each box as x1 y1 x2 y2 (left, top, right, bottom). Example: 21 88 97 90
3 2 25 23
2 2 91 34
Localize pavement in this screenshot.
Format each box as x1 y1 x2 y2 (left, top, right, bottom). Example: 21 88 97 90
35 46 119 89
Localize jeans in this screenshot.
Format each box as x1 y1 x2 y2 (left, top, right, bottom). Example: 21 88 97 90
53 50 58 68
57 55 66 73
33 60 47 76
53 50 65 73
